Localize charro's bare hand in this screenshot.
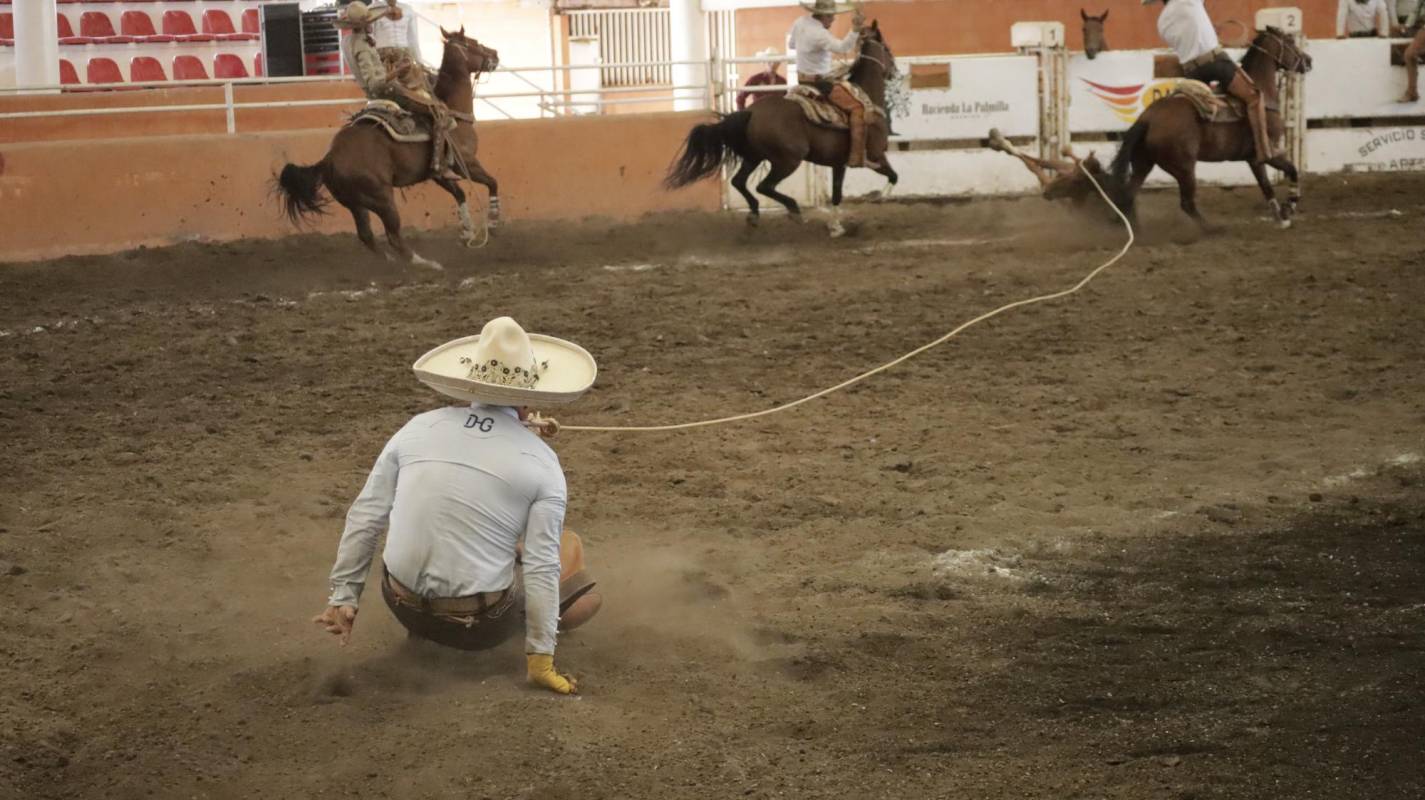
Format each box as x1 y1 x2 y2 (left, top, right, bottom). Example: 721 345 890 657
312 605 358 645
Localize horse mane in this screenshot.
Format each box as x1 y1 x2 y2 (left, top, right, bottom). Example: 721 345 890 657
1238 27 1276 72
850 35 885 83
433 38 467 98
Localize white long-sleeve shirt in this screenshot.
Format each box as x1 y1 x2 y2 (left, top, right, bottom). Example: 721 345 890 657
1157 0 1221 65
326 403 566 655
372 8 421 59
787 16 859 77
1338 0 1391 36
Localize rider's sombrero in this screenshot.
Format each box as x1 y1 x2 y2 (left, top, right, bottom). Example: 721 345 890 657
413 316 597 407
801 0 854 15
334 1 393 29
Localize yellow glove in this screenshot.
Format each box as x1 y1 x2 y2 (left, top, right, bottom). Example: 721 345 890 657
527 654 578 695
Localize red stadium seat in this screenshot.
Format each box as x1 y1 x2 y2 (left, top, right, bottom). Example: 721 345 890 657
214 53 249 79
86 57 124 85
0 13 12 45
201 9 247 42
121 10 174 42
130 56 166 83
162 10 212 42
58 13 93 45
60 59 80 85
172 54 208 81
254 53 264 77
241 9 260 36
80 11 134 43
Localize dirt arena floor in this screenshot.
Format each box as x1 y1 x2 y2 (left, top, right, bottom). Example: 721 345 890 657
2 173 1424 799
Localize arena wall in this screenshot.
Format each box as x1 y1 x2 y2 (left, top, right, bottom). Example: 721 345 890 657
0 111 720 262
732 0 1341 61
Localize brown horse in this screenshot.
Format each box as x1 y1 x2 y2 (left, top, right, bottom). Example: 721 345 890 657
664 20 898 236
1081 9 1110 59
1107 27 1311 232
274 27 500 270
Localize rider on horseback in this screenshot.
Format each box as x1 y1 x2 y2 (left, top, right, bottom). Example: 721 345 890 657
788 0 880 168
1144 0 1274 163
338 0 459 180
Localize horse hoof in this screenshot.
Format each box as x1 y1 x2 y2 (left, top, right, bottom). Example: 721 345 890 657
411 254 444 271
828 221 847 238
789 213 804 225
745 214 760 228
1278 218 1292 230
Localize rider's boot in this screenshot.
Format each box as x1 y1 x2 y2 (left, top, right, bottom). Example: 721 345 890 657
1227 70 1273 163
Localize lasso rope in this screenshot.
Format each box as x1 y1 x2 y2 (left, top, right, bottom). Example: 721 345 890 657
527 163 1133 436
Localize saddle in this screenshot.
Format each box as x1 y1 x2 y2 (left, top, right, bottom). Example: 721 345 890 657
1169 79 1277 124
785 81 884 130
347 99 467 143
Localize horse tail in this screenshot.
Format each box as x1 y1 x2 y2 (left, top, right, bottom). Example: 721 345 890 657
1105 116 1150 213
274 158 330 225
663 111 751 190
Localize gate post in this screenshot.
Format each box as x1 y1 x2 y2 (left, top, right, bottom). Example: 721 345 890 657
1012 22 1069 161
1255 7 1307 172
670 0 709 111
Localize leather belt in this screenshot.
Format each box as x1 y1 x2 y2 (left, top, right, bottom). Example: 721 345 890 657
1184 48 1227 71
383 568 508 616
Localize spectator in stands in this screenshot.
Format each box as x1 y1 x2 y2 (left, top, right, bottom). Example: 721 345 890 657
1397 0 1425 101
1337 0 1391 38
736 48 788 110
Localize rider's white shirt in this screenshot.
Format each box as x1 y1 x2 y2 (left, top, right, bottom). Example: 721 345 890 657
372 10 421 59
1156 0 1221 64
787 16 858 77
325 403 566 655
1336 0 1391 37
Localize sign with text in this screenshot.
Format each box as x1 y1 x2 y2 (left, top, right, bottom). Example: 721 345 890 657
896 55 1038 141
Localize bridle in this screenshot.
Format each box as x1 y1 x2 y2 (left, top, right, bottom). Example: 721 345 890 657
856 36 896 78
448 36 499 79
1247 28 1308 74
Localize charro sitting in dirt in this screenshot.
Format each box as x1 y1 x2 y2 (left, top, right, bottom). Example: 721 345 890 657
313 316 602 694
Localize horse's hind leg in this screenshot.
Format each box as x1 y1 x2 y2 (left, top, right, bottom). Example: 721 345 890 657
349 206 380 254
1161 160 1214 234
371 190 443 271
755 158 803 222
434 176 481 247
731 159 761 226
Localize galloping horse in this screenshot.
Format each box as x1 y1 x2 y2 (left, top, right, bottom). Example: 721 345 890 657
664 20 898 236
274 28 500 269
1107 27 1311 231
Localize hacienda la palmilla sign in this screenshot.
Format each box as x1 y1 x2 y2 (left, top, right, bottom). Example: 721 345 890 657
1081 77 1188 123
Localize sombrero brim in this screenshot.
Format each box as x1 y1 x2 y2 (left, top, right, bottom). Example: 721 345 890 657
413 333 597 407
801 2 854 13
333 8 392 28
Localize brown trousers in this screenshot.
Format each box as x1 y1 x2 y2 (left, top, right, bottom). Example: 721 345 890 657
799 75 876 168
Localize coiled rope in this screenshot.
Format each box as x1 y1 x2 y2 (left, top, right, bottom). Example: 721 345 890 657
528 163 1133 436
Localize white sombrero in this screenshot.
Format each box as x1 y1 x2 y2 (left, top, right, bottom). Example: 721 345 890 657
756 47 781 59
801 0 854 15
413 316 597 407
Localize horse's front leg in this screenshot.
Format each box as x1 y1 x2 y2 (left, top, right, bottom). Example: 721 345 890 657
828 166 847 237
433 176 481 247
1247 162 1290 229
1264 154 1301 216
462 157 501 230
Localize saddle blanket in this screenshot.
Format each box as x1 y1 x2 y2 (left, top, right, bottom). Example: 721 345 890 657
348 100 433 143
785 82 884 130
1170 79 1246 124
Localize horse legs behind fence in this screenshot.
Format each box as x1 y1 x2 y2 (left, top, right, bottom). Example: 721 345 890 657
756 157 803 222
731 160 762 226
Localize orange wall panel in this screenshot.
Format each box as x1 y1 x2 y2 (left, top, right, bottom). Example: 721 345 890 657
0 112 720 262
735 0 1338 61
